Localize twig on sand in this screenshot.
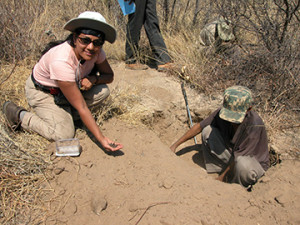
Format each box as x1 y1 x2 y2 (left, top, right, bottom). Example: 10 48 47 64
67 157 81 180
134 201 171 225
0 61 19 87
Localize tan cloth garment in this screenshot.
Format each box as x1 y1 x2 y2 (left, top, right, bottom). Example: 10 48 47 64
201 125 265 187
231 155 265 188
201 125 232 173
21 75 110 141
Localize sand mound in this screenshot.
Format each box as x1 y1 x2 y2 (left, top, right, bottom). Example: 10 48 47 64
40 62 300 224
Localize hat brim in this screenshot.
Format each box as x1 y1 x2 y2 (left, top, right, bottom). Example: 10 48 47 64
219 107 246 123
64 18 116 44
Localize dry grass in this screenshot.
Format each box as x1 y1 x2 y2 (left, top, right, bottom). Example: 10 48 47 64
0 128 50 224
97 85 150 126
0 59 53 224
0 0 299 223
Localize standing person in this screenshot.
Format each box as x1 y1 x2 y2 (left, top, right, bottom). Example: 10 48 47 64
170 86 270 188
3 11 123 152
124 0 172 71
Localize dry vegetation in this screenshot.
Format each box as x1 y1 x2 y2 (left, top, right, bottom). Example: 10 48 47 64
0 0 299 224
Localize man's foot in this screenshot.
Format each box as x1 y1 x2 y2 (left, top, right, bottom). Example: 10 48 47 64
157 62 174 72
2 101 26 131
125 63 148 70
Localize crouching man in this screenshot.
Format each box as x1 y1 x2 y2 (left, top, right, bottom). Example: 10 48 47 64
170 86 269 188
199 17 235 53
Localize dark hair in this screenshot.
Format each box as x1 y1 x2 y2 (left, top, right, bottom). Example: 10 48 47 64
40 29 105 57
75 28 105 40
40 34 74 56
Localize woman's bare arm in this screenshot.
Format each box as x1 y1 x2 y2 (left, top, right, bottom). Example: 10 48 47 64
57 80 123 151
80 59 114 91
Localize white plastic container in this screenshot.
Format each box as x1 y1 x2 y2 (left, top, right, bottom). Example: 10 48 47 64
55 138 80 156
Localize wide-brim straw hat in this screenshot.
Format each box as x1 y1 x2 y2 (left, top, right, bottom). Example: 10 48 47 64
64 11 117 43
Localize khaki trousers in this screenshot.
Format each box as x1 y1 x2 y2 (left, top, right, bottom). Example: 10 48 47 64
21 76 110 141
201 125 265 187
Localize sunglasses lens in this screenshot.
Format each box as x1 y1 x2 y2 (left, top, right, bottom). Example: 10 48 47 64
79 37 92 45
79 37 104 47
93 39 104 46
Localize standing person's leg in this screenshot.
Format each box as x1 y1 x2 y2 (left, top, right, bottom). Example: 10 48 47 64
21 76 75 141
125 0 147 64
144 0 171 66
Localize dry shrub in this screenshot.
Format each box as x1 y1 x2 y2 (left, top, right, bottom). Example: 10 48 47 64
159 0 299 157
0 0 127 62
160 0 299 124
208 0 300 121
0 0 299 223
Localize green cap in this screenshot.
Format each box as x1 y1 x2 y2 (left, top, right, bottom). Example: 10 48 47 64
217 18 235 41
219 86 253 123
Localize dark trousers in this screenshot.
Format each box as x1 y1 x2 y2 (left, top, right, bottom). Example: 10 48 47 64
125 0 171 65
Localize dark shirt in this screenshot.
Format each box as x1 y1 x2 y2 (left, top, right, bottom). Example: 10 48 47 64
200 108 270 171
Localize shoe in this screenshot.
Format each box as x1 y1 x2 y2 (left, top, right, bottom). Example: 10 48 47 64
157 62 174 72
2 101 26 131
125 63 148 70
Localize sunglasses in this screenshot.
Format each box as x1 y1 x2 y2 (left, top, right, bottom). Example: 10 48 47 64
78 36 105 47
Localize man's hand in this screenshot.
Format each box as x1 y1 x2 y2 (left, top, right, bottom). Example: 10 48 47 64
216 159 234 182
216 173 226 182
170 144 177 153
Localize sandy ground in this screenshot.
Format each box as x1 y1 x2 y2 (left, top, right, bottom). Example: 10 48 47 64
43 62 300 225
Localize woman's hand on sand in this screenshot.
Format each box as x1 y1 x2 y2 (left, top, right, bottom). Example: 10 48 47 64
101 137 123 152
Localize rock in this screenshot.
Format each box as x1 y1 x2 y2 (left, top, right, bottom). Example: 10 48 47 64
159 177 175 189
162 177 175 189
274 192 292 207
53 167 65 175
70 202 77 214
160 220 172 225
128 203 139 212
50 154 57 161
55 187 66 196
259 176 271 183
91 196 107 215
84 162 93 168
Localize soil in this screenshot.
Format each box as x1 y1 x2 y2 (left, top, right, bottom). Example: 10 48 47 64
43 61 300 225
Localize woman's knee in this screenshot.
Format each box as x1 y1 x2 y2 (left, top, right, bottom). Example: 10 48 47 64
48 125 75 141
84 84 110 107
